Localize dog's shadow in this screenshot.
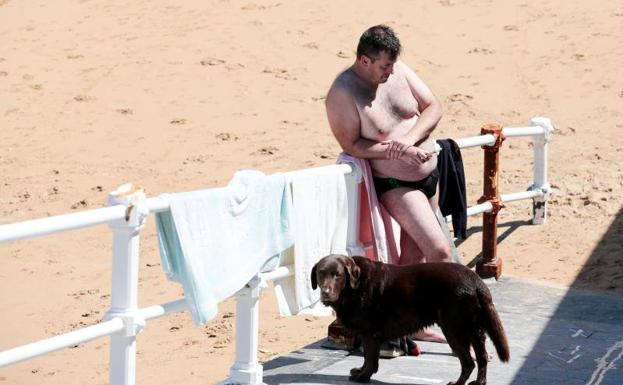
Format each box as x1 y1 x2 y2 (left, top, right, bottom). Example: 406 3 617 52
263 349 454 385
263 372 429 385
348 349 456 361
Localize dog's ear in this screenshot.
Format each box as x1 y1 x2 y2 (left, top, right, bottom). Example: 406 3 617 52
311 263 318 290
341 256 360 289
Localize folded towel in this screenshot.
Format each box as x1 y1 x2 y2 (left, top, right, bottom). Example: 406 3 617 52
273 170 348 316
156 170 294 325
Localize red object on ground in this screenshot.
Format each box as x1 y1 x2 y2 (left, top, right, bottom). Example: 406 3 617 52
409 344 421 356
406 339 421 356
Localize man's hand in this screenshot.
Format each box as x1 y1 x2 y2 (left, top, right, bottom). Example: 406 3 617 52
381 140 411 160
399 145 432 165
381 140 431 164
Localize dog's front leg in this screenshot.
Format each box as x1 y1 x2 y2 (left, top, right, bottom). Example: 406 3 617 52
349 337 380 383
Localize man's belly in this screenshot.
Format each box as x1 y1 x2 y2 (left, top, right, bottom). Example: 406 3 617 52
370 136 438 181
370 155 438 181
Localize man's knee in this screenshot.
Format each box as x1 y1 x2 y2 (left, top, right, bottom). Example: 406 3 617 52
429 242 452 263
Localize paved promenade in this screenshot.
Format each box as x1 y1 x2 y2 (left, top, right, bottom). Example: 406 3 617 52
261 276 623 385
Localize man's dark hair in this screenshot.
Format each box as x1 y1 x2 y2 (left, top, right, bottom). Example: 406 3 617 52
356 25 402 61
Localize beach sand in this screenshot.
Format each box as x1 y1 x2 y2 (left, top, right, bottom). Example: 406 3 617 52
1 0 622 384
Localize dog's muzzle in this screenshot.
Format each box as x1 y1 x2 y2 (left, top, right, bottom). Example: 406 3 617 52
320 288 337 305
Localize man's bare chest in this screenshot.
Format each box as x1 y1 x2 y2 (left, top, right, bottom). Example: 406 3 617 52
356 78 419 139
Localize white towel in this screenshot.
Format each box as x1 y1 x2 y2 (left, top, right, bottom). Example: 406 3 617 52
156 170 294 325
273 171 349 316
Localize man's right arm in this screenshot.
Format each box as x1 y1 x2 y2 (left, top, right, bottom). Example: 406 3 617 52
325 85 388 160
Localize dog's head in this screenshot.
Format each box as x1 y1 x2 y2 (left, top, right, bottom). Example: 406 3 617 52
311 254 360 305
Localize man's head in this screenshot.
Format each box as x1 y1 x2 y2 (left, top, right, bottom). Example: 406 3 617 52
357 25 402 61
355 25 402 84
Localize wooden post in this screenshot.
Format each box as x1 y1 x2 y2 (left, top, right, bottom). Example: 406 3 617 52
477 124 505 279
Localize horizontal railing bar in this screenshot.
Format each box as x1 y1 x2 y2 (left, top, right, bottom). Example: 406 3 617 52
467 201 493 217
0 205 127 244
501 190 543 202
445 189 545 222
137 268 297 321
137 265 295 321
502 126 545 137
258 264 294 282
1 165 356 243
455 134 497 149
434 126 546 153
1 127 548 245
138 265 296 321
148 165 355 215
139 299 188 320
146 195 172 214
0 318 124 368
284 163 353 178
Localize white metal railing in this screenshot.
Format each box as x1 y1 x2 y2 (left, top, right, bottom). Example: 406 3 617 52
0 163 362 385
0 117 553 385
437 117 554 224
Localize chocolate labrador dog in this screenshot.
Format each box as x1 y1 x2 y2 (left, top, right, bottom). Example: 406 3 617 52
311 254 509 385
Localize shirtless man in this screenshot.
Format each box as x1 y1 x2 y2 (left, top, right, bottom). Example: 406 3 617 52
326 25 451 343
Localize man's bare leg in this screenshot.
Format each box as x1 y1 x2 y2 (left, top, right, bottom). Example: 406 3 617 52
381 186 452 343
399 228 426 264
380 187 452 264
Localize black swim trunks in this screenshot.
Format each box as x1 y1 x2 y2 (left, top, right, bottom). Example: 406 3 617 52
373 169 439 200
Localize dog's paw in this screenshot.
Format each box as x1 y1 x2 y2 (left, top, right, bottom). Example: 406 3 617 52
349 368 372 383
468 381 485 385
349 373 371 383
350 367 363 376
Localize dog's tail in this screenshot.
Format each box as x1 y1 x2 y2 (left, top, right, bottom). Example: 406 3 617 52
480 290 510 362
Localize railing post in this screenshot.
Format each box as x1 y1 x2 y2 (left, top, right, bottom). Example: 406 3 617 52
104 184 148 385
529 117 554 224
477 124 505 279
225 275 266 385
344 162 365 256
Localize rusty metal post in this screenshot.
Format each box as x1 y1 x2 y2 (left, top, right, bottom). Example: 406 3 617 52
477 124 505 279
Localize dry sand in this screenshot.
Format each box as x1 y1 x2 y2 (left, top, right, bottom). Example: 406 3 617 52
1 0 622 384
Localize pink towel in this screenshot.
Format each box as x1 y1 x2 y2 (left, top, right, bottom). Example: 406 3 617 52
337 153 401 264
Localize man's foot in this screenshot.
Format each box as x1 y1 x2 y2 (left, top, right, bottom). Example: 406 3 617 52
411 328 447 343
379 339 405 358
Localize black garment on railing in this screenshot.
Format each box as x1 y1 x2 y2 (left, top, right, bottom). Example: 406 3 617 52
436 139 467 239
